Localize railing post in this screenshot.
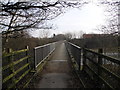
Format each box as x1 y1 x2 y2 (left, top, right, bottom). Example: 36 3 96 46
33 48 36 70
78 49 81 71
98 48 103 88
83 48 86 71
26 46 30 70
0 34 1 90
118 35 120 59
8 48 16 88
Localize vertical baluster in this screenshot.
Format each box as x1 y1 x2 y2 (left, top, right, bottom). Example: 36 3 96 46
78 49 81 71
42 47 43 60
33 48 36 70
83 48 86 71
98 48 103 88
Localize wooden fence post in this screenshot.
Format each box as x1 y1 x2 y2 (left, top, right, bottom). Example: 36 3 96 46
26 46 30 69
7 48 16 88
117 35 120 87
33 48 36 70
98 48 103 88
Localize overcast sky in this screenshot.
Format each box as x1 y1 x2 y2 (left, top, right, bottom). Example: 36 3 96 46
30 0 117 38
50 3 106 33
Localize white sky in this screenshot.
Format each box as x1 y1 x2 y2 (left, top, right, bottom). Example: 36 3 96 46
30 1 113 38
1 0 118 37
50 3 106 34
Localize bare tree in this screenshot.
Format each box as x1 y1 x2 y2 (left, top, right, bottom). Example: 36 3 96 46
97 1 120 34
1 1 62 37
64 32 72 39
77 30 85 38
1 0 88 38
39 29 50 38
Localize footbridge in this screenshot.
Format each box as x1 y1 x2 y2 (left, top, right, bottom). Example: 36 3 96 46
2 41 120 89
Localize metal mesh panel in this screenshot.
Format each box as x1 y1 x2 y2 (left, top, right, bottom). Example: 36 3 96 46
34 42 56 68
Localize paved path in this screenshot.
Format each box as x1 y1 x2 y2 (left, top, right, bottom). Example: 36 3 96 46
29 41 81 88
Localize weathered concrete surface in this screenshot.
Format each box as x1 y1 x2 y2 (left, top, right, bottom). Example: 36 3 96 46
37 73 70 88
29 41 81 88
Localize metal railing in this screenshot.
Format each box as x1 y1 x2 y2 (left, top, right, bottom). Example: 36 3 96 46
2 42 58 88
66 42 82 70
66 41 120 89
34 42 57 68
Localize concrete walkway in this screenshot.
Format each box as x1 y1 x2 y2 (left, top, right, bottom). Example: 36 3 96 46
29 41 81 88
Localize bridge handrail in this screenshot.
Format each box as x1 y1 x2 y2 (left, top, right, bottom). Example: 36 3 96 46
84 48 120 65
66 41 120 89
66 42 82 70
34 42 58 68
67 42 120 64
34 42 58 49
68 42 81 49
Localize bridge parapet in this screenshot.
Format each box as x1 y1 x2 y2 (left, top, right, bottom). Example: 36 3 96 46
65 41 120 89
34 42 58 70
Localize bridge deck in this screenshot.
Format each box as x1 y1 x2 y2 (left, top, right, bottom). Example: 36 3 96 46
29 41 82 88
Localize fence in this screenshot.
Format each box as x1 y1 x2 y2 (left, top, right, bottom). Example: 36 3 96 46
2 46 31 88
34 42 57 68
66 41 120 89
66 42 82 70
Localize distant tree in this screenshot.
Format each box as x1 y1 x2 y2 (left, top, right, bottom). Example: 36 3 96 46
97 1 119 34
53 34 65 41
72 32 77 39
77 30 85 38
1 0 88 40
39 29 50 38
64 33 72 40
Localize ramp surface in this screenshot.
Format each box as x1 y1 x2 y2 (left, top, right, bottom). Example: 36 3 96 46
29 41 81 88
